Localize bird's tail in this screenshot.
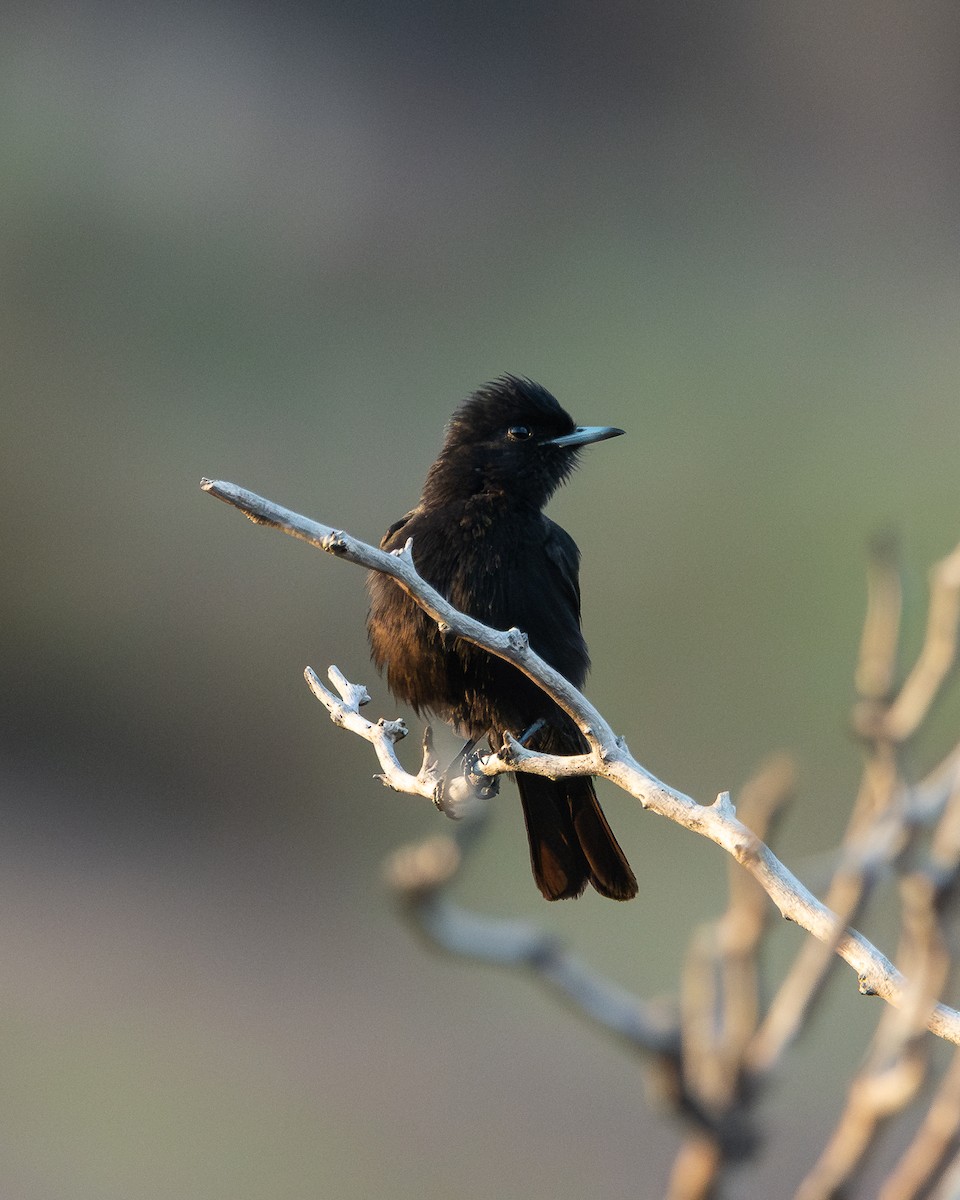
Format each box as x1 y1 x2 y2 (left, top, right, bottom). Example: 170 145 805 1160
516 773 637 901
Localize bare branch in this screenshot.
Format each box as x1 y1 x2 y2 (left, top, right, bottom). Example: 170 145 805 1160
384 831 680 1056
668 758 795 1188
874 768 960 1197
748 538 959 1075
311 659 955 1049
884 540 960 742
879 1051 960 1200
853 531 902 709
710 759 795 1090
303 665 457 809
929 752 960 888
795 875 949 1200
201 477 611 754
202 479 960 1046
665 1136 724 1200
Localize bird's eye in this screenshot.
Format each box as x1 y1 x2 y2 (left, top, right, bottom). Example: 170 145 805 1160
506 425 532 441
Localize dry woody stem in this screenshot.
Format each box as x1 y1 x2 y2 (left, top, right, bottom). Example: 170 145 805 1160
201 477 960 1046
203 475 960 1197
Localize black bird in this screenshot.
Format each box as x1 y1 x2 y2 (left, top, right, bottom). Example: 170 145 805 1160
367 376 637 901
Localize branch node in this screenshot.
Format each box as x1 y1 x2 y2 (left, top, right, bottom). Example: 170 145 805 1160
506 626 529 656
392 537 416 564
377 717 408 741
321 530 349 554
327 665 370 709
712 790 736 819
498 732 523 765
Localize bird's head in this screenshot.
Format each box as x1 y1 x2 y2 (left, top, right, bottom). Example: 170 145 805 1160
423 376 624 508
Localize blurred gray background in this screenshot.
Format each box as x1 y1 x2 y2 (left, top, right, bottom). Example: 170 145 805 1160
3 2 960 1197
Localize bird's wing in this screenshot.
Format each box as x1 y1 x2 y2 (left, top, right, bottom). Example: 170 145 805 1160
379 508 418 550
542 518 583 627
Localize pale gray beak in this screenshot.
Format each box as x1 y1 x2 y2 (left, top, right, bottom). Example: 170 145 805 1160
546 425 625 448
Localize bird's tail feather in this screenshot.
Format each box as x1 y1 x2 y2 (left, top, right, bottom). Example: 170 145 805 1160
570 777 639 900
517 773 637 901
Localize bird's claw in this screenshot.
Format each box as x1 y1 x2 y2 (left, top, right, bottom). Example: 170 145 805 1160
435 742 499 817
517 718 546 747
464 749 500 801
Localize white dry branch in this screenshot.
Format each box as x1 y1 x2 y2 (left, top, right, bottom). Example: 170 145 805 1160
201 477 960 1047
383 831 681 1056
305 665 446 805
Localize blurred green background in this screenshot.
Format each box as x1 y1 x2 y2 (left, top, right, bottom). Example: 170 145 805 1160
3 3 960 1197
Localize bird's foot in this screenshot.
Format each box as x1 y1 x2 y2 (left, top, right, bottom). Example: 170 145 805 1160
436 739 499 817
464 749 500 801
517 718 546 747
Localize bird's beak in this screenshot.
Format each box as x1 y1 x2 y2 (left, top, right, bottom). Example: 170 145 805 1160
546 425 625 448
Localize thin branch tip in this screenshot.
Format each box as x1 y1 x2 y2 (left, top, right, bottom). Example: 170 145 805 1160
200 477 230 504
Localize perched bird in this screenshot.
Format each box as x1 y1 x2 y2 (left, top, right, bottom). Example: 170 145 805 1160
367 376 637 901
